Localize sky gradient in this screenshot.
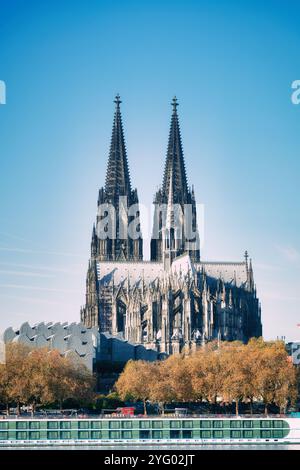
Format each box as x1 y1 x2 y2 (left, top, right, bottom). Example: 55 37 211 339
0 0 300 340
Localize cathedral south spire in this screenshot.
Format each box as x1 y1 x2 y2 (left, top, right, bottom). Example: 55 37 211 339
162 97 189 204
151 97 200 263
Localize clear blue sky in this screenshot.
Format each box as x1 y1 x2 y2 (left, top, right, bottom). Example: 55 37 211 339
0 0 299 340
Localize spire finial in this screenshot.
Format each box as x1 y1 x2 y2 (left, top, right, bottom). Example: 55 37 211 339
114 94 122 109
171 96 178 113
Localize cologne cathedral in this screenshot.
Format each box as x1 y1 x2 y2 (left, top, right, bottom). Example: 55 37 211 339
80 96 262 354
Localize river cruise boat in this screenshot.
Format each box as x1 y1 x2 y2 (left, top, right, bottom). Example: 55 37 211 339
0 415 300 447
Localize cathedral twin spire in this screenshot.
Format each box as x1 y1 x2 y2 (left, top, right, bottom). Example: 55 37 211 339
93 95 200 264
93 94 142 261
104 94 132 199
162 97 189 204
151 97 200 263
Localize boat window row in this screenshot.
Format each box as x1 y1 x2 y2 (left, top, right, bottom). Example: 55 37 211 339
0 429 286 440
0 419 288 431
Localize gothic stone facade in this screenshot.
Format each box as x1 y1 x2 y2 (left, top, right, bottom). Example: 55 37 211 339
80 96 262 355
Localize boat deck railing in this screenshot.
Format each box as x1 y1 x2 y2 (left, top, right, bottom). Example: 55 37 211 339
0 413 289 420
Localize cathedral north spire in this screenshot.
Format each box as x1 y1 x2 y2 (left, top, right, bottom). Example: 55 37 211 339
92 95 143 262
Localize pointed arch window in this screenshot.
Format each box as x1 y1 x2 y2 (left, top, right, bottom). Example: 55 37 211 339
117 299 126 332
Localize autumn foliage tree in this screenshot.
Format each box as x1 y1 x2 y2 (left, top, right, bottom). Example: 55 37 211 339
115 360 156 414
252 339 297 414
149 357 186 413
189 342 227 410
0 343 95 414
115 339 297 415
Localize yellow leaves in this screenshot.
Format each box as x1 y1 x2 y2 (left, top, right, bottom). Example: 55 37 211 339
115 360 155 402
253 341 297 412
0 343 95 410
115 360 159 413
115 339 297 414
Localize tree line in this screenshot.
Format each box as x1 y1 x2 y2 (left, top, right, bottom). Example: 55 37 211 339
115 338 298 415
0 344 95 414
0 339 298 416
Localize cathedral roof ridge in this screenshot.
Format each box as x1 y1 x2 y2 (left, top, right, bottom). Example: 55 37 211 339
199 260 246 266
96 259 163 265
172 252 193 262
